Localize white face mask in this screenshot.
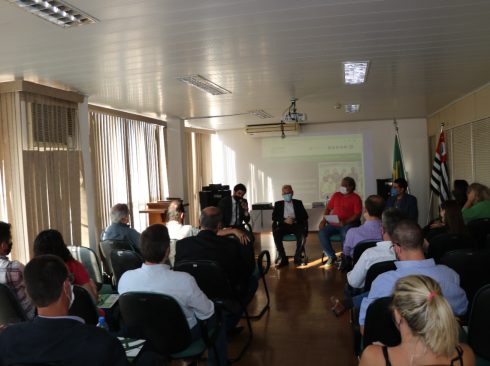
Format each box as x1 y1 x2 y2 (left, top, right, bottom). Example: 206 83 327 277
339 186 348 195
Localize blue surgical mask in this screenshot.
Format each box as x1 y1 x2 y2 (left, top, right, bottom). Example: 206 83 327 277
390 187 398 197
283 193 292 202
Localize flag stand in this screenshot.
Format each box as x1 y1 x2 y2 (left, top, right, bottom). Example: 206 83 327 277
393 119 410 193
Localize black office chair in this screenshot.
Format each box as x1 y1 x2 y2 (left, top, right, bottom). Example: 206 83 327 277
468 284 490 362
440 249 490 323
67 245 104 290
426 233 473 263
362 296 401 351
99 239 135 278
174 259 252 362
0 283 26 325
110 249 143 287
68 285 99 326
364 260 397 292
467 218 490 250
352 240 378 265
248 250 271 319
119 292 222 364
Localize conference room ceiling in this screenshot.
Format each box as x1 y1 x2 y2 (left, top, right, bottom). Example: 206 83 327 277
1 0 489 130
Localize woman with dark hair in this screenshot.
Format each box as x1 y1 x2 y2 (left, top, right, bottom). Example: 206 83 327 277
425 200 467 241
360 275 475 366
33 229 98 301
452 180 469 209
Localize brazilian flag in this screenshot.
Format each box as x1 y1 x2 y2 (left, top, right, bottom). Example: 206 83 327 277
392 135 406 181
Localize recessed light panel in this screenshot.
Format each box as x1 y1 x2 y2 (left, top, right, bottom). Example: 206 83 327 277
176 75 231 95
343 61 370 85
6 0 98 28
344 104 360 113
249 110 273 119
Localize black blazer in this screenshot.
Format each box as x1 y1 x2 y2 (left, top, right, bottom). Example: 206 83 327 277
0 317 129 366
218 195 250 227
272 199 309 228
175 230 252 293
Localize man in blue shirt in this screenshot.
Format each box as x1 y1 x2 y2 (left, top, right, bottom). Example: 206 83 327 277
101 203 141 250
359 219 467 329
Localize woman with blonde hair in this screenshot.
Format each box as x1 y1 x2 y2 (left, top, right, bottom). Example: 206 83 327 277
462 182 490 224
360 275 475 366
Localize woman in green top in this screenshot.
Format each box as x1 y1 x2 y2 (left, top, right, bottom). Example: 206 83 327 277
462 182 490 224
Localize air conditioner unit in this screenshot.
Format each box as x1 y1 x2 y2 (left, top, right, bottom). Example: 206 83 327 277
245 122 301 137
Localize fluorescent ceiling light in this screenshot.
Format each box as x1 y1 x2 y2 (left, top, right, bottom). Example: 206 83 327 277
344 104 360 113
249 109 273 119
343 61 369 85
176 74 231 95
5 0 98 28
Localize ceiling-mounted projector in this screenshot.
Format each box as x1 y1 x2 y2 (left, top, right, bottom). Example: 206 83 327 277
283 112 307 122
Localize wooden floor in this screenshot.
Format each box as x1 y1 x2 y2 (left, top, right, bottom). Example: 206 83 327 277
208 232 358 366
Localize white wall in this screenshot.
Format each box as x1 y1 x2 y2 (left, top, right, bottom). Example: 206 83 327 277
213 118 430 226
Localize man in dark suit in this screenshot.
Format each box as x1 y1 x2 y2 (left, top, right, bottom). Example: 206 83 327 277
272 184 309 267
218 183 250 228
0 255 130 366
175 206 257 332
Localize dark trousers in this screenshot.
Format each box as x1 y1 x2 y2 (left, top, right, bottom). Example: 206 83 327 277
273 223 304 258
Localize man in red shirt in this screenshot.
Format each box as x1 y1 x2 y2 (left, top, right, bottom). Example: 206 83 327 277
318 177 362 266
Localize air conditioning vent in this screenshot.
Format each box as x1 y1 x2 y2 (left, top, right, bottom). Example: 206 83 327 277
245 122 300 138
25 102 78 150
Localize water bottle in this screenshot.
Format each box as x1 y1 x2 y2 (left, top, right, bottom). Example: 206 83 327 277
97 316 109 331
325 195 330 207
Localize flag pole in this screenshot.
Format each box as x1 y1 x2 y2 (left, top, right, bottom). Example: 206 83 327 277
394 119 409 192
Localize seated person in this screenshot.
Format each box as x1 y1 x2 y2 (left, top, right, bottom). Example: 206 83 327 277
0 221 35 319
387 178 418 222
342 195 385 262
101 203 141 251
331 208 405 316
462 182 490 224
424 200 468 243
272 184 309 267
0 255 130 366
34 229 98 302
359 220 468 330
175 207 258 331
360 275 475 366
319 177 362 266
218 183 250 229
166 200 251 266
118 224 227 366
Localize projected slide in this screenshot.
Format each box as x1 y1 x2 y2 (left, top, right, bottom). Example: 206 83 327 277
261 134 364 202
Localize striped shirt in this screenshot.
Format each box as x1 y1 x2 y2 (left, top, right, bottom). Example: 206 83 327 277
0 256 35 319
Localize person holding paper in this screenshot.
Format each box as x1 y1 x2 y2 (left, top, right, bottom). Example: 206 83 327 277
318 177 362 266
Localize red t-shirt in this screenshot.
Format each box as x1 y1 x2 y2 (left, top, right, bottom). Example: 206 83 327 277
327 192 362 223
65 259 90 286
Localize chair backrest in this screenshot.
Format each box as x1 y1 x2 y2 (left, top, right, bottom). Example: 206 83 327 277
427 233 473 263
173 260 233 301
99 240 135 275
468 284 490 360
364 260 397 292
352 240 378 264
440 249 490 314
119 292 192 355
68 285 99 325
363 296 401 350
467 218 490 250
0 283 26 325
110 250 143 286
67 245 104 290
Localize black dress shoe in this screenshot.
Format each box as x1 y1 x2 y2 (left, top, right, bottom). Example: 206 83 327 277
294 256 302 266
276 258 289 268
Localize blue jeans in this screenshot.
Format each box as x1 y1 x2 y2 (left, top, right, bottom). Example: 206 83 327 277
318 224 355 258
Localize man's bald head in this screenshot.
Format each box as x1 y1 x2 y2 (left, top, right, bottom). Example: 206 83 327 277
200 206 223 231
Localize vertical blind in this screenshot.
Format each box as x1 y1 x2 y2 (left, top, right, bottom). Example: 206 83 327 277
89 110 167 238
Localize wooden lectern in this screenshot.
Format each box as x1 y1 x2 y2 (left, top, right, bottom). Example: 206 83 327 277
140 200 179 225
